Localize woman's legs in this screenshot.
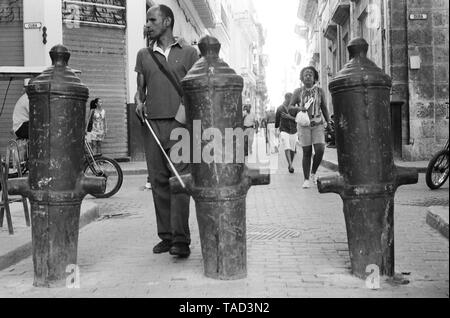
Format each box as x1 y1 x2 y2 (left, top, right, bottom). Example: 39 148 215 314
311 143 325 175
302 146 313 180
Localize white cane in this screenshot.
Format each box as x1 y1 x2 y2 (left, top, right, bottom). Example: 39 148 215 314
143 116 186 189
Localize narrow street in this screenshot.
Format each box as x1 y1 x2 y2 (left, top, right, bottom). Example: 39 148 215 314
0 134 448 298
0 0 448 303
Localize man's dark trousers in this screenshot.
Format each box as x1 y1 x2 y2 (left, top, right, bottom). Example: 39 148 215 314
146 119 191 245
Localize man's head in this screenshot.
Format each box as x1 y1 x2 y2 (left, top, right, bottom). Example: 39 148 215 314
300 66 319 87
284 92 293 102
146 5 175 40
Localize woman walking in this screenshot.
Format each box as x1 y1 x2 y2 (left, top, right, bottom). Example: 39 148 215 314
290 67 331 188
86 98 107 155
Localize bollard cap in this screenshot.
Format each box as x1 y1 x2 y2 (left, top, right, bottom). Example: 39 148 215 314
26 44 89 99
182 35 243 88
49 44 71 68
329 37 391 93
347 38 369 60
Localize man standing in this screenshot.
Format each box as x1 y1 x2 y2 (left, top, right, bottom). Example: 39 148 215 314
135 4 199 258
275 93 297 173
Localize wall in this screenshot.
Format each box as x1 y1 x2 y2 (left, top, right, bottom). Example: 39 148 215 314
404 0 449 160
23 0 63 67
126 0 147 104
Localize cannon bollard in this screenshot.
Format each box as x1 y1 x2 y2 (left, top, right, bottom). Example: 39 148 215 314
170 36 270 280
317 38 418 279
8 45 105 287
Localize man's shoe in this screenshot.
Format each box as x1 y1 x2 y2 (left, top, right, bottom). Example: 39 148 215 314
310 174 318 185
145 182 152 190
170 243 191 258
153 240 172 254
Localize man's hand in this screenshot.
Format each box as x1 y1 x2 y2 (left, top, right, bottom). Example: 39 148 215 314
281 112 295 122
135 103 147 123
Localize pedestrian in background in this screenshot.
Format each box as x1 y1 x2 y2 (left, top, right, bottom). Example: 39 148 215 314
12 93 29 140
290 66 331 188
135 4 199 258
265 108 278 153
275 93 297 173
86 98 107 155
243 104 257 156
325 114 336 148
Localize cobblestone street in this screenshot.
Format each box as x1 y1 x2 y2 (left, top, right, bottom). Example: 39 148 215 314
0 135 448 298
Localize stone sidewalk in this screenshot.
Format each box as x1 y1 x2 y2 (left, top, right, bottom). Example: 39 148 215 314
0 201 99 272
0 134 448 298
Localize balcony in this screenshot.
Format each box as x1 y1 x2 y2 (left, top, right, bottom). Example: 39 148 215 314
295 24 309 39
324 23 337 41
297 0 318 25
256 78 267 96
190 0 215 28
234 10 259 42
330 0 350 25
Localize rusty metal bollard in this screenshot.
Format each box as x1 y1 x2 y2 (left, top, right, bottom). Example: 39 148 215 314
170 36 270 280
8 45 105 287
317 38 418 279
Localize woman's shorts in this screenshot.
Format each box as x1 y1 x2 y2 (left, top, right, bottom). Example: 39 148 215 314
298 124 325 147
280 132 298 151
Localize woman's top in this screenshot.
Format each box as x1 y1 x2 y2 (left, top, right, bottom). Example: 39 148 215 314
290 85 327 127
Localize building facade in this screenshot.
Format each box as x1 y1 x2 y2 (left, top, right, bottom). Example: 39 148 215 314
298 0 449 160
0 0 267 159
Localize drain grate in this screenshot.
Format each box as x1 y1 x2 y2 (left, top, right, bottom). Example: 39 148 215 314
247 224 300 241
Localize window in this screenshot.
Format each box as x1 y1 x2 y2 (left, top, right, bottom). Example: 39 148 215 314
342 33 349 64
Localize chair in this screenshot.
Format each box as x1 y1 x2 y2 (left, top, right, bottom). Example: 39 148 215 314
0 140 31 235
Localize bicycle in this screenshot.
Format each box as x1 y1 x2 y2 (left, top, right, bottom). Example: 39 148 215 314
3 138 123 198
425 139 449 190
83 139 123 198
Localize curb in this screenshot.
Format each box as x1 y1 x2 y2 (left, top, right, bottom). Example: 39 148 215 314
321 159 339 172
122 169 148 176
426 206 449 239
0 202 100 272
320 160 427 174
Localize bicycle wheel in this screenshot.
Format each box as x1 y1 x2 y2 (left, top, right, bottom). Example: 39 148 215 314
425 150 449 190
83 156 123 198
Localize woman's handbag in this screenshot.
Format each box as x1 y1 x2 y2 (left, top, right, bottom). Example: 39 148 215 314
296 111 310 127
